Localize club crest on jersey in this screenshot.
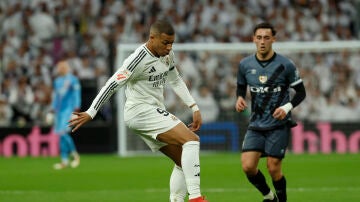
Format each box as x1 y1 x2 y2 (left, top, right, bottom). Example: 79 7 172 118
170 115 178 121
259 75 268 83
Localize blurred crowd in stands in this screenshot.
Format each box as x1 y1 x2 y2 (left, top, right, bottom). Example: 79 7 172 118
0 0 359 127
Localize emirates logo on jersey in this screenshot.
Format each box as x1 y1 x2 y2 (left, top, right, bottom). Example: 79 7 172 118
259 75 268 83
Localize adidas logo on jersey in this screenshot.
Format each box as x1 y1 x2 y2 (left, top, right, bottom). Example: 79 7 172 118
148 66 156 73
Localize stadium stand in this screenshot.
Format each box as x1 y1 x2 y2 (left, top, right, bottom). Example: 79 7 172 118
0 0 359 126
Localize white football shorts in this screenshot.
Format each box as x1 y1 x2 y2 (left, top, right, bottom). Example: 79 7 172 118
124 103 182 151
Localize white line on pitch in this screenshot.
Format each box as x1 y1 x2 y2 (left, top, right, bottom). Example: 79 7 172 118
145 187 360 193
1 187 359 195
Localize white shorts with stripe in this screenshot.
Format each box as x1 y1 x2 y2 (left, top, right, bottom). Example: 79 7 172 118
124 103 181 151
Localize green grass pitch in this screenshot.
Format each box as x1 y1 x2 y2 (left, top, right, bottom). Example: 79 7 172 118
0 153 359 202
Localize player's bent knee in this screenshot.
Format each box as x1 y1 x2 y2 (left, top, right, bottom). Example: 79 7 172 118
242 164 257 175
192 133 200 142
267 165 281 177
183 131 200 142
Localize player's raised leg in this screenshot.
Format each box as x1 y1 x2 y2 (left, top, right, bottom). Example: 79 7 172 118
158 122 208 202
160 145 187 202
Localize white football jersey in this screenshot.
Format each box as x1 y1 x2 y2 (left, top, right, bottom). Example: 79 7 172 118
86 44 195 118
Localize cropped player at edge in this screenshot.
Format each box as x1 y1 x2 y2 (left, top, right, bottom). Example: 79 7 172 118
235 22 306 202
69 19 208 202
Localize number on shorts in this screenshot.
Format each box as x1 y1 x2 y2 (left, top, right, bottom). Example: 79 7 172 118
156 108 169 116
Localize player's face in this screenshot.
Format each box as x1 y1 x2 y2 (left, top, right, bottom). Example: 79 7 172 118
56 61 69 76
152 33 175 57
253 28 275 57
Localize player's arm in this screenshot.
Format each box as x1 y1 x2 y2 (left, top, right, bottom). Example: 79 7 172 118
235 84 248 112
85 69 125 119
235 62 248 112
86 48 146 120
69 56 138 132
273 81 306 120
273 60 306 120
68 74 121 132
69 70 130 132
167 66 202 131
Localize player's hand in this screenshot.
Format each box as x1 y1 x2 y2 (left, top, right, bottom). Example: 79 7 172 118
188 110 202 132
235 96 247 112
68 112 92 132
272 107 287 120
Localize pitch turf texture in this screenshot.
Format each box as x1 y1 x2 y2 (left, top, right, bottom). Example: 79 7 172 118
1 153 359 202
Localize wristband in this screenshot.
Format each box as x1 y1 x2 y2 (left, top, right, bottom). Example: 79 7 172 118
85 109 96 119
190 104 199 112
279 102 293 114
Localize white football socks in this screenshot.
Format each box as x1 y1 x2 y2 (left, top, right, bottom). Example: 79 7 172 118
181 141 201 199
170 165 187 202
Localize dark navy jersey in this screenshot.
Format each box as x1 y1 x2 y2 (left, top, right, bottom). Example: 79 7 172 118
237 53 302 130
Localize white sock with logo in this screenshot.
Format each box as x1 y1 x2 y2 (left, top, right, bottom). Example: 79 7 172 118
170 165 187 202
182 141 201 199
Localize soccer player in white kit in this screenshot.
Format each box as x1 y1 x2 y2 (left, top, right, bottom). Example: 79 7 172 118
69 19 208 202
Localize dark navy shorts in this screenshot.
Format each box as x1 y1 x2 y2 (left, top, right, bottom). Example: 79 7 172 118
241 126 290 159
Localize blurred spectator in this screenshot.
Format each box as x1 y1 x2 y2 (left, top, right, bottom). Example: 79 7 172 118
0 0 359 126
76 55 95 80
176 51 200 85
28 2 57 49
218 79 237 121
31 80 52 124
191 84 219 123
8 76 34 124
0 95 13 126
312 53 332 94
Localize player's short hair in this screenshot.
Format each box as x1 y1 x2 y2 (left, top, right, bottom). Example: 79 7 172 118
253 22 277 36
150 19 174 35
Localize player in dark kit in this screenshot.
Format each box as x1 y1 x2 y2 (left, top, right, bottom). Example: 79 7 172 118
235 22 306 202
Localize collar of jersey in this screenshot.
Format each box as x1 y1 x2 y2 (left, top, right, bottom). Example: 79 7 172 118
143 44 156 58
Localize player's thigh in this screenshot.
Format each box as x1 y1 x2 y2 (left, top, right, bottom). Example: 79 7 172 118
241 130 265 173
265 126 290 158
242 130 266 153
266 156 282 171
241 151 262 174
160 144 182 166
157 122 199 145
126 105 181 140
125 105 184 151
266 156 283 180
